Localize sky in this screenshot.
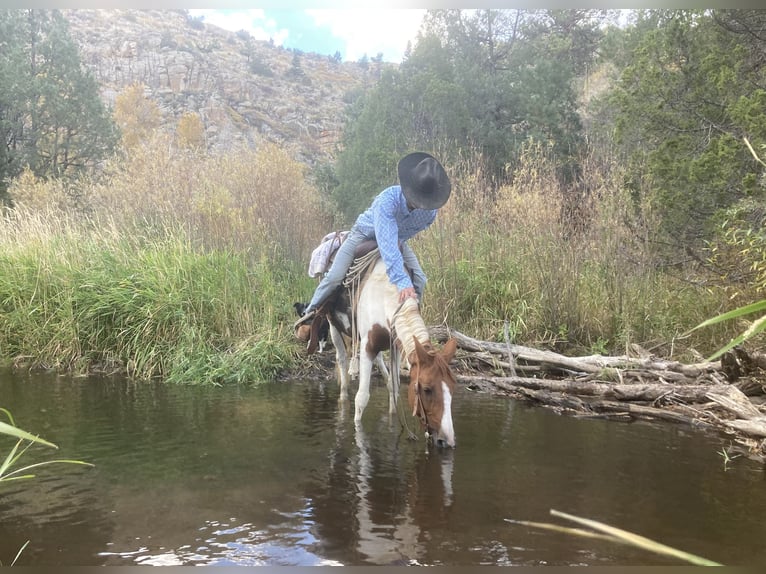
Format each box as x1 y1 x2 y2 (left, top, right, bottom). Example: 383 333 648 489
188 9 427 63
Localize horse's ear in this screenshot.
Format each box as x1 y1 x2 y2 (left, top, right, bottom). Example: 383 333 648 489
441 338 458 363
413 336 430 363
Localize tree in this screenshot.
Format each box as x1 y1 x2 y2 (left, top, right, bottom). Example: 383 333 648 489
0 10 116 202
331 68 410 221
609 10 766 250
113 83 162 150
176 112 205 151
0 11 27 202
328 8 602 217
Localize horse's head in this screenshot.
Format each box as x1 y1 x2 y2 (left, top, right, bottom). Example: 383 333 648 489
408 337 458 448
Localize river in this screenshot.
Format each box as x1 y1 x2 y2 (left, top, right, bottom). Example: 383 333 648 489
1 368 764 566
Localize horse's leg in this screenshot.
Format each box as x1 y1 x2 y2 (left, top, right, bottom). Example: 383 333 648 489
330 324 349 399
375 353 390 384
354 336 375 422
375 352 397 418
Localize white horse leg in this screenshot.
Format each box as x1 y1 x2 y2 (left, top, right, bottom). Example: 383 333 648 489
330 324 349 399
354 338 375 422
375 353 390 383
375 352 398 418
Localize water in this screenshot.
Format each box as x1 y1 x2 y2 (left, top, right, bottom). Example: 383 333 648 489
1 367 765 566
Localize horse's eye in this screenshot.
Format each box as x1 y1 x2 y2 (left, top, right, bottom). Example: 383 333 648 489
423 386 433 395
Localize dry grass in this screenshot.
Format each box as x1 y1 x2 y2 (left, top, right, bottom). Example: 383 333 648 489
1 132 740 375
0 139 327 382
418 142 732 357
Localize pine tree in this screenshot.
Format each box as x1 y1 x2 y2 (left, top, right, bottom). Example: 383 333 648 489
0 9 117 202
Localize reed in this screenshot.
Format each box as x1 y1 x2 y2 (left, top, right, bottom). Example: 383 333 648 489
0 134 744 382
1 137 321 384
418 142 736 357
0 211 314 382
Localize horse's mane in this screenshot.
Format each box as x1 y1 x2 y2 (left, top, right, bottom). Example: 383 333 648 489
391 297 430 359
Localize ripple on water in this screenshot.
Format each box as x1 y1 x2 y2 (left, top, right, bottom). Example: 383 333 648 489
100 511 344 566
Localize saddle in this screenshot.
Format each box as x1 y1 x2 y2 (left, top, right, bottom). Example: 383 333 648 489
296 240 382 354
296 239 411 355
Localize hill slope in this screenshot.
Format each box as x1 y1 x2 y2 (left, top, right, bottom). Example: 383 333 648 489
63 9 386 164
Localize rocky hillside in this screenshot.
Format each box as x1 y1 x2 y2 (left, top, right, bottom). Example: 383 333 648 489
62 9 385 165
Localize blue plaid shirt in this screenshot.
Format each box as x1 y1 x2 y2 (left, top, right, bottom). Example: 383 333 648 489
353 185 437 291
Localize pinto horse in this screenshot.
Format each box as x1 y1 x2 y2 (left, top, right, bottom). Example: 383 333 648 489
325 255 459 448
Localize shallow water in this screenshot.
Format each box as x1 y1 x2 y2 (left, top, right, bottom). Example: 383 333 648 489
1 367 765 566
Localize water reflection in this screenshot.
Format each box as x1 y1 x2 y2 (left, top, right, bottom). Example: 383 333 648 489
3 369 766 566
326 410 458 565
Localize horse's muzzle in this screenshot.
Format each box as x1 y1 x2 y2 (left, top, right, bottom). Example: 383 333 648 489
425 427 455 448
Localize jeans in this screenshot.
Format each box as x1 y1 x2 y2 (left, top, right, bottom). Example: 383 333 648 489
306 226 427 312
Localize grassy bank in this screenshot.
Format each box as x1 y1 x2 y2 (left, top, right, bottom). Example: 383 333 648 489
1 139 324 384
416 143 737 358
0 138 746 384
0 208 315 383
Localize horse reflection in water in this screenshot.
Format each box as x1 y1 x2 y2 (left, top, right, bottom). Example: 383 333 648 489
305 391 457 565
351 421 455 564
326 255 459 447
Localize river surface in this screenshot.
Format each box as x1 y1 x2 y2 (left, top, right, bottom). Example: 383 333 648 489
1 367 765 566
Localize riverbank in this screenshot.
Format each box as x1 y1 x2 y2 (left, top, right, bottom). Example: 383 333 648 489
290 327 766 463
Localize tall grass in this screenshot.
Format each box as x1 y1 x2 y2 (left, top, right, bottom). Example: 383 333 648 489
0 208 311 382
418 142 736 357
0 133 744 382
1 138 323 384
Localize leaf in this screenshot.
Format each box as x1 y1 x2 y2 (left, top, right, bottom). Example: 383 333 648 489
508 509 722 566
744 136 766 168
706 314 766 361
548 509 722 566
0 459 94 482
686 299 766 333
11 540 29 566
0 420 58 449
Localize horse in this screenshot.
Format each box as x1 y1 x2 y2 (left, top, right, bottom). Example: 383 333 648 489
324 254 459 448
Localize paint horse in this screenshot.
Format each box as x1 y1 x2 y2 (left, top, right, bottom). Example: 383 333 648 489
324 253 459 448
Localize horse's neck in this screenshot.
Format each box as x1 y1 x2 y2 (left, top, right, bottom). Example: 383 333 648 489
392 297 430 358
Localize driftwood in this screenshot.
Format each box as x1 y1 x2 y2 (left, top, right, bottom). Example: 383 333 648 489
428 325 766 461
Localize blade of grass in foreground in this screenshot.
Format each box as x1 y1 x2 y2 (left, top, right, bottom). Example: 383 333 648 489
685 300 766 361
0 420 58 449
506 508 722 566
0 457 95 482
11 540 30 566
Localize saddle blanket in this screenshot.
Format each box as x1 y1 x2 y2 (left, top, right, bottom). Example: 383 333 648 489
308 230 349 277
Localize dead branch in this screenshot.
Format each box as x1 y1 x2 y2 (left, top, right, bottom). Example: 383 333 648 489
429 324 766 459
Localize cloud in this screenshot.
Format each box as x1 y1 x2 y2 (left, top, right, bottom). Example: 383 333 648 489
189 9 290 46
189 8 425 62
305 9 426 61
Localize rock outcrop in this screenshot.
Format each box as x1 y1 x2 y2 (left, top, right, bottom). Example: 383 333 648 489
63 9 384 164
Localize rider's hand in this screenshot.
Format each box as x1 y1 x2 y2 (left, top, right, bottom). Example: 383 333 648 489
398 286 417 303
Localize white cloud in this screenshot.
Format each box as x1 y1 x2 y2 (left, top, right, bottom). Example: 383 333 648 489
305 9 426 62
189 8 425 63
189 9 289 46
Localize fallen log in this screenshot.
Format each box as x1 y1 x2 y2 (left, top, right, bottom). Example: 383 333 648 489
429 324 721 381
428 324 766 459
457 374 744 404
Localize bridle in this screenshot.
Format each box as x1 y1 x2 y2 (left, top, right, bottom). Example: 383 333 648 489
412 376 434 442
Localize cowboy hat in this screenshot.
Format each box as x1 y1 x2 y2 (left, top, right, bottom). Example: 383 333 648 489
398 152 451 210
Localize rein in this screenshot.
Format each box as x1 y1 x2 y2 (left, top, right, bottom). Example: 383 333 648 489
390 299 427 442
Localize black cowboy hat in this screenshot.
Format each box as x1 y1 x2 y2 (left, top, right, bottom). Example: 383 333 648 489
398 152 451 210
